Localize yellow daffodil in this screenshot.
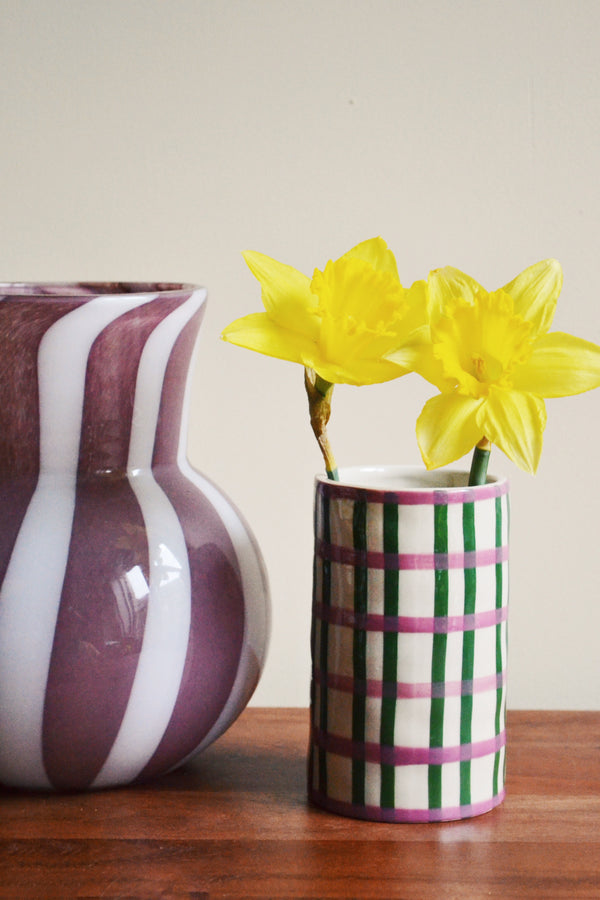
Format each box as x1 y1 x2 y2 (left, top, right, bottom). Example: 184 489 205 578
222 237 428 387
409 259 600 474
223 237 433 479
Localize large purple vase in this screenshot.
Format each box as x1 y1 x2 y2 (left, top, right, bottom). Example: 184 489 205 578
0 282 269 791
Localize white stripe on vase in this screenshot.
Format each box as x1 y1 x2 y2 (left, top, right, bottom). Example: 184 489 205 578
0 292 160 788
91 289 207 788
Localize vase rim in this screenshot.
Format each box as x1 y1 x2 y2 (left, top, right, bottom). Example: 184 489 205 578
316 464 508 495
0 282 205 299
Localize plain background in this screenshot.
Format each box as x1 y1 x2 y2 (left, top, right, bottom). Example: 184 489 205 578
1 0 598 710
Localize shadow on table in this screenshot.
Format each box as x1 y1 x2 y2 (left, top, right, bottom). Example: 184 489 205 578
130 733 308 809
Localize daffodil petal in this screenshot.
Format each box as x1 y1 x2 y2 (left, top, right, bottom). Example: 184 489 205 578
314 356 406 386
341 236 400 280
512 331 600 397
501 259 562 337
387 325 452 389
222 313 408 385
222 312 316 366
427 266 484 321
242 250 319 340
416 393 484 469
480 387 546 474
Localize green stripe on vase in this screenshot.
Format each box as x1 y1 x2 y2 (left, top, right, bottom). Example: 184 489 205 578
460 501 477 807
380 501 399 809
428 503 449 809
352 499 368 806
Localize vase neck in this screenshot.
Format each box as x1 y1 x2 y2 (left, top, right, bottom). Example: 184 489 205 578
0 287 206 478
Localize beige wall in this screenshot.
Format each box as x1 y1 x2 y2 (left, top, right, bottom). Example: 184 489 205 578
1 0 598 709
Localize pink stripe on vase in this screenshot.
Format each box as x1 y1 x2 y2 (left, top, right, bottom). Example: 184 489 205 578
314 601 508 633
312 726 506 766
312 669 506 699
315 538 508 571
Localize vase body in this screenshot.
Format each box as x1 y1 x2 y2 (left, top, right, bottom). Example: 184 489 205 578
0 282 269 791
309 465 508 822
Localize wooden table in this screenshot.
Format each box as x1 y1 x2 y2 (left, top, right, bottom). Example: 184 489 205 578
0 709 598 898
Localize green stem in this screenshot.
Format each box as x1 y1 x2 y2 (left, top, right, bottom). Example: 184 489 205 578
468 440 491 486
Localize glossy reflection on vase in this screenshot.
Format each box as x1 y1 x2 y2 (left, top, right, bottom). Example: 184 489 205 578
0 282 269 791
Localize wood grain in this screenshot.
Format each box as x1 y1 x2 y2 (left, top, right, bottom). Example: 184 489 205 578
0 709 598 898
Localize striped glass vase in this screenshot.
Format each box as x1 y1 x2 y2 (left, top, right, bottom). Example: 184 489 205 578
309 465 508 822
0 282 269 791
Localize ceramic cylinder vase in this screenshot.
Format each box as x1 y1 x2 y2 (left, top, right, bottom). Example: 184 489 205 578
309 466 509 823
0 282 269 791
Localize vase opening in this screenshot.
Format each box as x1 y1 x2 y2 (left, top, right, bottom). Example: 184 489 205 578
0 282 199 298
322 465 504 493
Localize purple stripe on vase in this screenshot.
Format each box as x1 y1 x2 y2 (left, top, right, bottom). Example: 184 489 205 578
152 304 205 467
0 300 84 596
77 294 186 473
89 292 216 788
135 305 247 780
0 298 82 477
138 304 245 774
42 298 176 789
42 475 152 789
136 541 244 782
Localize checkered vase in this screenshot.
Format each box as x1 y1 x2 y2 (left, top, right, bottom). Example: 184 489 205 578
308 466 509 822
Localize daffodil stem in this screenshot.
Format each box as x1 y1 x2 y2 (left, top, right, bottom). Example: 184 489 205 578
469 438 491 486
304 369 339 481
